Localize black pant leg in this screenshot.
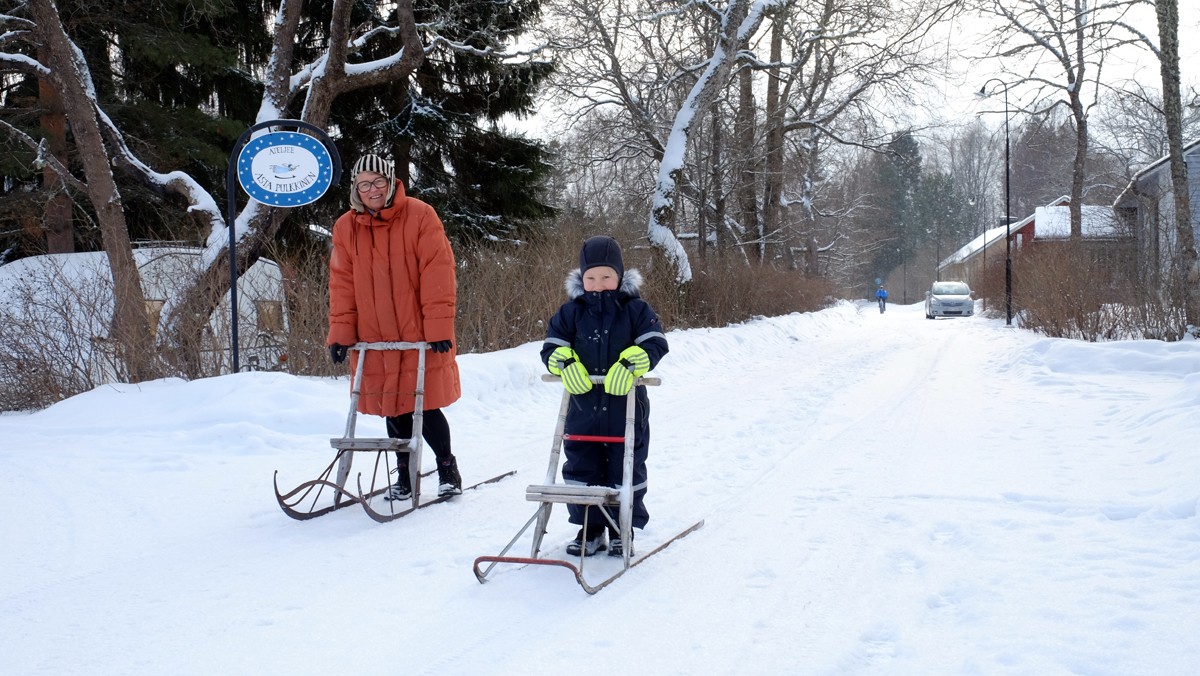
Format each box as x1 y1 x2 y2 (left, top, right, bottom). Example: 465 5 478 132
386 408 452 462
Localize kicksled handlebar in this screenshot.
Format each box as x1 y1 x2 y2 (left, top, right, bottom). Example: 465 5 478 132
541 374 661 386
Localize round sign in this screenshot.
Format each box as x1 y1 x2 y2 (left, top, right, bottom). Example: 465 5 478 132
236 131 335 207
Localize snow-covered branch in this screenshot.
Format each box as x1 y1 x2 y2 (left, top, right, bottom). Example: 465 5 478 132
0 120 87 192
0 50 48 76
648 0 779 284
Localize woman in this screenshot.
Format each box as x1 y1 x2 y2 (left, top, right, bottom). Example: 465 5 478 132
326 154 463 498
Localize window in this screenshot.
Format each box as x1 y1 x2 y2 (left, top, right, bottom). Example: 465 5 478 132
932 282 970 296
144 299 165 338
255 300 284 333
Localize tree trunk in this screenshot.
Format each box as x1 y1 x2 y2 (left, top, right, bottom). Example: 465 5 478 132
1154 0 1199 328
710 101 726 259
802 131 822 277
762 12 785 265
30 0 157 382
735 66 758 263
1069 97 1087 240
38 46 72 254
1068 12 1087 241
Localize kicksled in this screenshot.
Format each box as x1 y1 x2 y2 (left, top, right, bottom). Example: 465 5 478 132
473 374 703 594
273 341 514 523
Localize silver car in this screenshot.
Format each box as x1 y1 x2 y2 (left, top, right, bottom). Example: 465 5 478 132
925 281 974 319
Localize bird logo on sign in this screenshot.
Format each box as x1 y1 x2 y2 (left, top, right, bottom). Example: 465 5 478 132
271 163 299 179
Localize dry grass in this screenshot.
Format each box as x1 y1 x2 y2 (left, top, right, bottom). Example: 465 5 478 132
35 228 1197 411
454 232 581 354
1 229 839 410
269 241 341 378
455 230 835 352
0 260 125 410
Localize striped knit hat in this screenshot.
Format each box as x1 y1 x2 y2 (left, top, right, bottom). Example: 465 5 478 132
349 154 397 212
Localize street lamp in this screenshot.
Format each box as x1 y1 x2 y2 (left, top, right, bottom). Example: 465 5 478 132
977 79 1013 326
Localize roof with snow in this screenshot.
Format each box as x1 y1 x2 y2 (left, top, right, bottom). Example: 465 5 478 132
1032 205 1120 240
1112 138 1200 208
938 196 1122 270
940 222 1011 268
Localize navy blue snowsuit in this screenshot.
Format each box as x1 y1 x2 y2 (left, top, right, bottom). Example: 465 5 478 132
540 268 668 529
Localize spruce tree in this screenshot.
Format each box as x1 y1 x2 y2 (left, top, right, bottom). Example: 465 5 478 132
866 132 924 280
331 0 556 243
0 0 272 253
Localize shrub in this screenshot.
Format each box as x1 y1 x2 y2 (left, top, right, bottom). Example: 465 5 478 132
1013 241 1190 341
0 231 837 411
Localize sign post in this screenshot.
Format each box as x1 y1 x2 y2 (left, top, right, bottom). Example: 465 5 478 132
226 120 340 373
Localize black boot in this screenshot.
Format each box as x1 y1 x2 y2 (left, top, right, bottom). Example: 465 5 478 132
566 524 607 557
436 455 462 497
608 526 634 557
384 457 412 501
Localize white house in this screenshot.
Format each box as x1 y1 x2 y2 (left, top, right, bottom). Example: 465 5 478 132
0 245 288 380
1112 139 1200 291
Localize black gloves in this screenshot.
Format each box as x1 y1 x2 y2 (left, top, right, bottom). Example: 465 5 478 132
429 340 453 354
329 344 349 364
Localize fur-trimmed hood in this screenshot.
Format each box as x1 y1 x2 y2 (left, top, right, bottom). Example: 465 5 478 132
564 267 644 300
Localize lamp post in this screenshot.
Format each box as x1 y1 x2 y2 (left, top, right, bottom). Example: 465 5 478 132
978 79 1013 326
935 210 943 282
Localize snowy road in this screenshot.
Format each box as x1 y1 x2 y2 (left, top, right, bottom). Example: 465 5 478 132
3 300 1198 675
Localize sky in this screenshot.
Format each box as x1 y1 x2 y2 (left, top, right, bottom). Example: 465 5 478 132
923 2 1200 125
503 2 1200 140
3 300 1198 674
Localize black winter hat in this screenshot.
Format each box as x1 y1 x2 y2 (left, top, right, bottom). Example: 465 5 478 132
579 236 624 279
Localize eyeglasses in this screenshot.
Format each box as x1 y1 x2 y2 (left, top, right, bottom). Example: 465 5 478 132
356 177 389 193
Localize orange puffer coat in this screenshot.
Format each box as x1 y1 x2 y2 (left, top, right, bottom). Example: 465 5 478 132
327 180 461 416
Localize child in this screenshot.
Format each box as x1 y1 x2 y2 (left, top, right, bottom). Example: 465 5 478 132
540 236 669 557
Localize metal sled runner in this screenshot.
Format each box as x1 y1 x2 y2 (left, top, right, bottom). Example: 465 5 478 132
274 341 512 522
473 374 703 593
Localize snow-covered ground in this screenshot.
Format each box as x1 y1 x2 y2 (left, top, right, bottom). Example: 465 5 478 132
3 301 1198 675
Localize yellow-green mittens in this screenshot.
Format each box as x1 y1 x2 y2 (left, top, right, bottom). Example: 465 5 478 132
548 346 592 395
604 345 650 395
618 345 650 375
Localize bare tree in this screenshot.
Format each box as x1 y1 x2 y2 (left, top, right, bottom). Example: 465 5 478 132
714 0 958 275
538 0 703 168
1092 80 1200 163
1 0 428 377
733 64 760 260
648 0 778 283
23 0 157 381
947 119 1002 248
975 0 1142 239
543 0 959 284
537 0 741 279
815 145 891 291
